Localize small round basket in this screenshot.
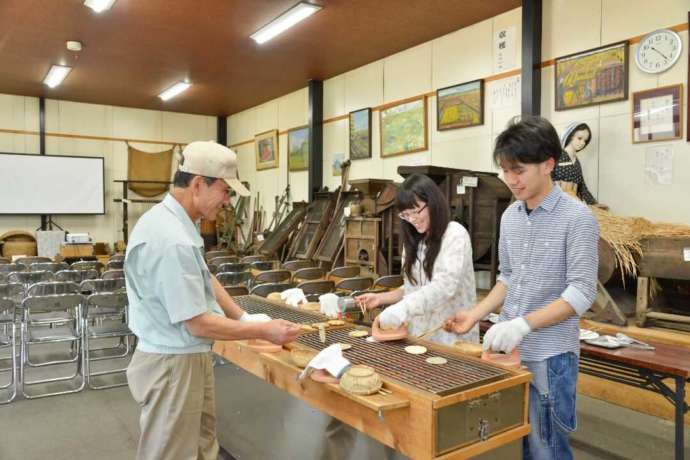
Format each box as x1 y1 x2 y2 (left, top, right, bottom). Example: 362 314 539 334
339 365 382 396
291 347 318 368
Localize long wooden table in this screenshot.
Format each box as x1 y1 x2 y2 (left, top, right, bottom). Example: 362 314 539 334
214 297 532 459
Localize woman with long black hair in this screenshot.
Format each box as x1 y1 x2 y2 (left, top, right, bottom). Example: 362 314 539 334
358 173 478 345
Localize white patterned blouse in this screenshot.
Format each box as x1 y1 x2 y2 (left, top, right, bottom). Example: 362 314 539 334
394 221 478 346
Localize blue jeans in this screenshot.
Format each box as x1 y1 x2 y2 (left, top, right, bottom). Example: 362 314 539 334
523 352 578 460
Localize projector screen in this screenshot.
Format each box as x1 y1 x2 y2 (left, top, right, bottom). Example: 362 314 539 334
0 152 105 215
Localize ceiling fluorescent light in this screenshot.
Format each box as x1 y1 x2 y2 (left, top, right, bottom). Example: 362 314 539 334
158 81 191 101
250 2 322 44
43 65 72 88
84 0 116 13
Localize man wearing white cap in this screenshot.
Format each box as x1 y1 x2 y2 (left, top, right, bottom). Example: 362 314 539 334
125 141 301 460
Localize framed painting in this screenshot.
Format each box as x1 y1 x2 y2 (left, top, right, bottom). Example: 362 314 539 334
555 41 629 111
349 108 372 160
632 84 683 144
379 96 428 157
288 126 309 171
254 129 278 170
436 79 484 130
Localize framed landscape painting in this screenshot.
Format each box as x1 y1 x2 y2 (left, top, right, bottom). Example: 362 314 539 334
555 41 629 111
254 129 278 170
379 97 428 157
436 79 484 130
288 126 309 171
349 108 371 160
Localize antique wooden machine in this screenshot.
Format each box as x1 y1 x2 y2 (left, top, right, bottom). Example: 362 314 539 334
397 166 511 286
287 191 335 261
313 191 360 269
257 202 308 258
213 296 531 459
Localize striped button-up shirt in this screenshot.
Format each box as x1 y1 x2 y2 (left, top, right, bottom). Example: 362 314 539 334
497 185 599 362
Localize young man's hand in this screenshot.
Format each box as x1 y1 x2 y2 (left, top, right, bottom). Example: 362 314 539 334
483 317 531 353
443 310 480 334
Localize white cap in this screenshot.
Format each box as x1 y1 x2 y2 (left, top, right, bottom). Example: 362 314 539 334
179 141 250 196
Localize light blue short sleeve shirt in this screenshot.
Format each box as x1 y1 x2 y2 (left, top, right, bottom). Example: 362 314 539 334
125 194 224 354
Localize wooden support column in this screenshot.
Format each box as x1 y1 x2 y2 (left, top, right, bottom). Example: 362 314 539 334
217 115 227 146
521 0 542 117
39 96 48 230
308 80 323 202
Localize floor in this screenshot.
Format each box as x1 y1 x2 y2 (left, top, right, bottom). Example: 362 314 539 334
0 357 687 460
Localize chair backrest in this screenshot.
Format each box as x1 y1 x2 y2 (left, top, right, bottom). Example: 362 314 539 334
109 254 125 263
281 259 314 271
373 275 404 290
293 267 326 282
205 250 233 262
253 269 292 285
250 282 294 297
106 260 124 270
80 278 126 294
22 291 82 315
15 256 52 267
8 270 54 285
27 281 80 296
83 292 128 318
30 262 69 273
251 260 275 271
241 255 266 263
0 263 26 274
216 271 253 286
55 269 99 283
296 280 335 296
334 276 373 292
102 269 125 280
224 285 249 296
209 256 241 273
327 266 361 280
71 260 104 272
216 262 249 273
0 282 25 305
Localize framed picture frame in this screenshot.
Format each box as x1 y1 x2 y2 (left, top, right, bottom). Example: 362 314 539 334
288 126 309 171
379 96 428 158
436 79 484 131
348 108 371 160
254 129 278 170
555 41 629 111
687 12 690 142
632 84 683 144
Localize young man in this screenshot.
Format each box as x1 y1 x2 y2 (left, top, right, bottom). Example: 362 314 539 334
445 116 598 459
125 141 301 460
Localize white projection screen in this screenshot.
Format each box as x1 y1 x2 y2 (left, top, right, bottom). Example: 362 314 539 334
0 153 105 215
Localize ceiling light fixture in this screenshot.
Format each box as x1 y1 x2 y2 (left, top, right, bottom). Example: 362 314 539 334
158 81 191 101
84 0 117 13
43 65 72 88
250 2 322 45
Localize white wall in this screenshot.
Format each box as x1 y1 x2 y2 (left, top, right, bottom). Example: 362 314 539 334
229 0 690 225
0 95 216 244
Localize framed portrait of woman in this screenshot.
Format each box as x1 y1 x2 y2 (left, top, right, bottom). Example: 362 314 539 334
255 129 279 170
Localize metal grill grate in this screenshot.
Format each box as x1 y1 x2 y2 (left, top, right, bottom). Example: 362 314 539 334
234 296 328 324
297 327 508 395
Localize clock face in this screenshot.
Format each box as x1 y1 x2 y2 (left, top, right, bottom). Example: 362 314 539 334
635 29 682 74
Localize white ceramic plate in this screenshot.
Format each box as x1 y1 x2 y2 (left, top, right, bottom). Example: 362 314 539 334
579 329 600 341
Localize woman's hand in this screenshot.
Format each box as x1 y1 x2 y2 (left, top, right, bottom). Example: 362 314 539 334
443 309 479 334
356 293 383 310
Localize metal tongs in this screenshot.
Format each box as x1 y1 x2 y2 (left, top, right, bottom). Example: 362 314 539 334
615 333 655 351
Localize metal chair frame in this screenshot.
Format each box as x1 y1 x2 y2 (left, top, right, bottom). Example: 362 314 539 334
327 266 361 280
216 271 252 287
252 270 292 289
0 285 23 404
71 260 104 273
101 269 125 280
105 260 124 270
55 269 99 283
334 276 374 293
250 282 294 297
216 262 249 273
15 256 51 268
292 267 326 283
281 260 315 271
29 262 68 273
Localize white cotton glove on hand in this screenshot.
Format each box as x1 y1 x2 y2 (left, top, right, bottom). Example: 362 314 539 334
482 317 531 353
299 344 351 379
318 293 340 319
239 312 272 323
280 288 307 307
377 302 408 330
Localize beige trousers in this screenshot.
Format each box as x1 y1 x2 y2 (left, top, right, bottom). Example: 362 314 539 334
127 350 219 460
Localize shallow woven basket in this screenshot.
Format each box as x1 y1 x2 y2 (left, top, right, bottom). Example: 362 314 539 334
339 365 382 395
291 347 318 368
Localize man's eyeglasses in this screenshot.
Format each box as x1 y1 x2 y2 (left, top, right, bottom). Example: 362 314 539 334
398 204 427 222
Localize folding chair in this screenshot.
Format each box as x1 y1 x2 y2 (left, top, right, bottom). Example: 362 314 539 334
334 277 374 293
0 263 26 275
0 283 23 404
292 267 326 283
15 256 51 268
250 282 294 298
209 256 241 274
79 278 130 358
8 270 54 288
71 260 104 273
216 271 252 287
205 250 234 262
82 292 133 389
297 280 335 301
216 262 249 273
20 282 85 399
252 270 292 289
281 260 315 271
105 260 124 270
373 275 404 290
241 255 266 264
102 269 125 280
30 262 69 273
80 278 126 295
251 260 276 272
109 254 125 263
55 269 99 284
327 266 361 280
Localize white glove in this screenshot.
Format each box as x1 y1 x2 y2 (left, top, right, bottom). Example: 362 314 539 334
280 288 307 307
483 317 531 353
239 312 271 323
378 302 408 330
318 293 340 319
299 344 351 379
